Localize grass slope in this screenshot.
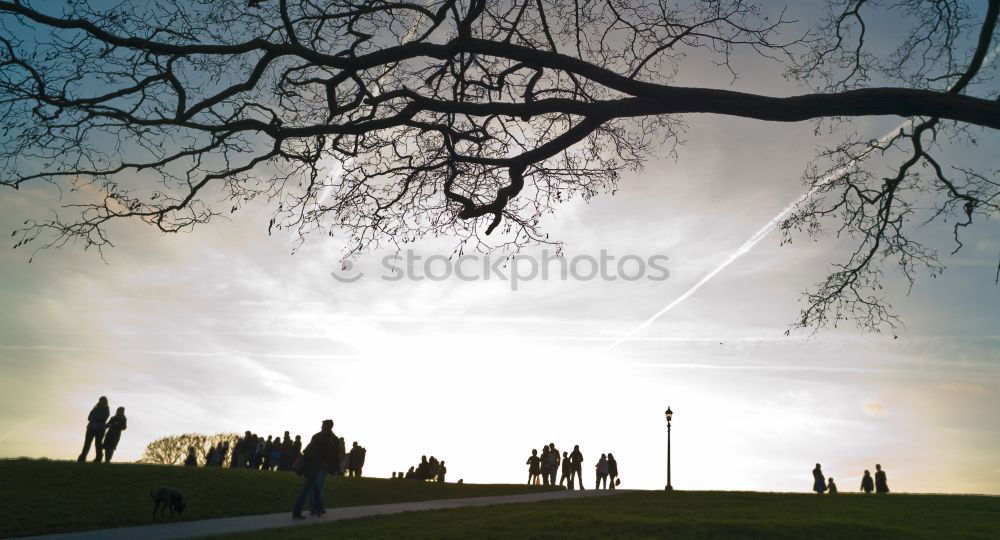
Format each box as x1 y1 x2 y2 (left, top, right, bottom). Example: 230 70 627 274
231 490 1000 540
0 459 555 537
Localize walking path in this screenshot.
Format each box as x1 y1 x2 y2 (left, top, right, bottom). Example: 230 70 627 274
25 489 629 540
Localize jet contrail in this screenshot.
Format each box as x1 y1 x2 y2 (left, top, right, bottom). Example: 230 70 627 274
599 45 1000 351
604 44 1000 351
603 118 917 351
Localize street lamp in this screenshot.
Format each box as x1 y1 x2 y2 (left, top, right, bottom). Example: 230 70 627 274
665 406 673 491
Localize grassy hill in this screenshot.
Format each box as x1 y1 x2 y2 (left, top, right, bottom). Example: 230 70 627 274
230 490 1000 539
0 459 555 537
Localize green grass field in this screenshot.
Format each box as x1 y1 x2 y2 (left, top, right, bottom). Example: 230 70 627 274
0 459 555 537
230 490 1000 540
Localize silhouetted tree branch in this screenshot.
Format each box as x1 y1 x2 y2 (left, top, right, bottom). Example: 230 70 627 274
2 0 998 332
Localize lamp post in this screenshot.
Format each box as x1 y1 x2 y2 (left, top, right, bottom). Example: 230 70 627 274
665 406 673 491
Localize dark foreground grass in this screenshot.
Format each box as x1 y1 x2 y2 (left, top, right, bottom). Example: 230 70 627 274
231 490 1000 540
0 459 554 537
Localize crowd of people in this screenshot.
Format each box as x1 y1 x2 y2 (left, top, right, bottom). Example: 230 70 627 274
812 463 890 495
78 398 905 509
393 455 447 482
526 443 620 490
77 396 128 463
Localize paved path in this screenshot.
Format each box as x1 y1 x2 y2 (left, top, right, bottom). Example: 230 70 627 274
24 489 629 540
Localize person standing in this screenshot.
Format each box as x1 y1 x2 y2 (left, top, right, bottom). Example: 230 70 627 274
337 437 348 476
812 463 826 494
439 460 447 483
526 449 541 485
607 453 619 489
548 443 560 485
279 432 293 470
874 464 890 494
78 396 110 463
827 477 838 494
570 445 585 490
595 453 609 489
101 407 127 463
184 446 198 466
540 445 552 486
293 419 338 519
860 470 874 494
560 451 573 489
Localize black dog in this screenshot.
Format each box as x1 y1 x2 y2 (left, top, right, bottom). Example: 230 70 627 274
151 487 186 518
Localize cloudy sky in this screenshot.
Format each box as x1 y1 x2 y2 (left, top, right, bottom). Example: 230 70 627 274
1 1 998 494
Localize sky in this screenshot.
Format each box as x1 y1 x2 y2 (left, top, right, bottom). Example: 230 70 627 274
1 1 999 494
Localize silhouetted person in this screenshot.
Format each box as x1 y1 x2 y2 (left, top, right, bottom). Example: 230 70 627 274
291 434 303 464
526 449 541 485
570 445 585 490
349 442 366 477
548 443 560 485
416 455 430 480
540 445 552 486
560 451 572 489
184 446 198 466
101 407 127 463
827 477 838 494
78 396 110 463
405 466 416 479
861 470 874 494
279 432 293 470
607 453 618 489
429 456 441 481
595 453 609 489
293 419 338 519
337 436 348 476
812 463 826 494
875 464 890 494
439 460 447 483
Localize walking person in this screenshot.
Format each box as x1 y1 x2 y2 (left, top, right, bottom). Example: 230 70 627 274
526 449 541 485
607 453 619 489
595 453 609 489
874 464 890 494
812 463 826 494
570 445 585 490
77 396 110 463
101 406 127 463
860 470 874 494
293 419 338 519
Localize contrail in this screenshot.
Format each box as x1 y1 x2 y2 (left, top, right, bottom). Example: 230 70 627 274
603 118 917 351
604 44 1000 351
